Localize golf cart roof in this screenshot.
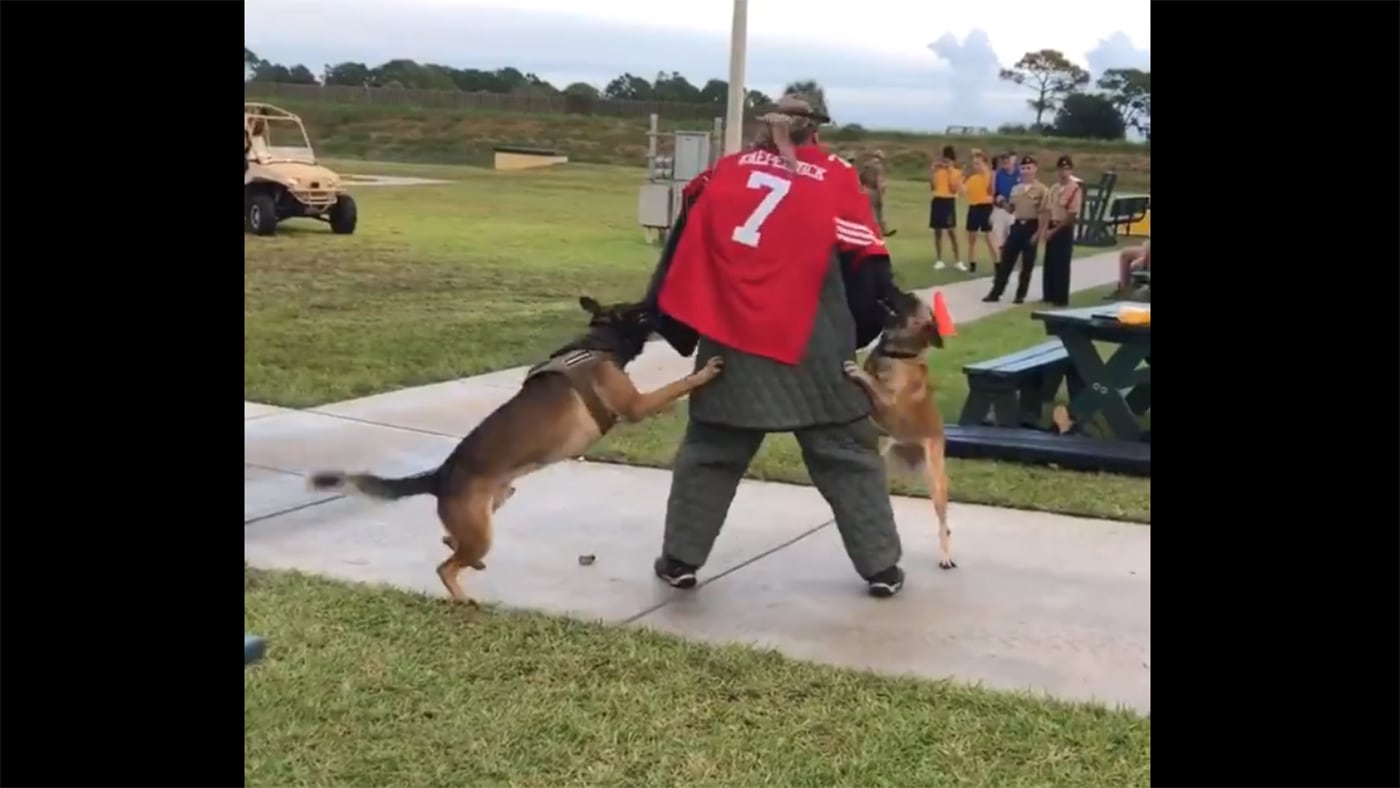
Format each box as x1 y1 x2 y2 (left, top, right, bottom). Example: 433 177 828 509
245 102 303 122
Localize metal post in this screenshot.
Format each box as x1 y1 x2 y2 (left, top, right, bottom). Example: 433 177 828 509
723 0 749 155
646 113 659 178
712 116 724 164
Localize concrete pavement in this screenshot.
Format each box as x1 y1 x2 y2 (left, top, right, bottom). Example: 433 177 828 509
243 249 1150 712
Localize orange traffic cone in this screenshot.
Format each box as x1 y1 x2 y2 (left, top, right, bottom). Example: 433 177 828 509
932 290 957 337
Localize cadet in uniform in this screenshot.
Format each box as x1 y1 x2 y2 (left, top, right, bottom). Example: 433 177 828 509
859 150 896 236
1041 155 1084 306
982 155 1049 304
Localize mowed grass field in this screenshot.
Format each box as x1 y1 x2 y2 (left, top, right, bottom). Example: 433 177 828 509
245 568 1151 787
253 97 1152 192
246 159 1148 520
245 159 1149 521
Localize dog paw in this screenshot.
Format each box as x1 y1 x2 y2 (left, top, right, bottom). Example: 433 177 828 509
471 560 486 571
698 356 725 380
939 558 958 570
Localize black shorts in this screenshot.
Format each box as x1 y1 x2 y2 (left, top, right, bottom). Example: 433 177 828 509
928 197 957 230
965 203 993 232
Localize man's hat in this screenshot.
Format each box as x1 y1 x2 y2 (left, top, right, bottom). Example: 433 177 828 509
1019 155 1037 166
761 93 831 124
1056 155 1074 169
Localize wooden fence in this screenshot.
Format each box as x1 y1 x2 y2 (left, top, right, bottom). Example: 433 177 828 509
244 81 727 122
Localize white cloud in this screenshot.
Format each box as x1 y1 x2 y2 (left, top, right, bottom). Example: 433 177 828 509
245 0 1149 131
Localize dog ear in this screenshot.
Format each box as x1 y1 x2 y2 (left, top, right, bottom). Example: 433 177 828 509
579 296 602 314
926 320 945 349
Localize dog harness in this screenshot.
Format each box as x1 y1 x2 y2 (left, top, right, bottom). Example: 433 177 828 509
525 349 618 433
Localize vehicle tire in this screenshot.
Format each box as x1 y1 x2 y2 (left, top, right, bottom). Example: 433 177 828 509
329 194 358 235
245 191 278 236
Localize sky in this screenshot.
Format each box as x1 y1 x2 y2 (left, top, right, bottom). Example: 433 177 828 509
245 0 1150 132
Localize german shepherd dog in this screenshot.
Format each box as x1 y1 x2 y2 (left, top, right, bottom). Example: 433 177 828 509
310 297 725 604
841 290 955 569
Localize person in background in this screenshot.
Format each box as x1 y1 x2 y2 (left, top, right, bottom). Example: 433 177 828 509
1040 155 1084 306
961 149 996 273
1112 239 1151 298
982 155 1049 304
859 150 896 236
990 152 1019 258
928 145 963 270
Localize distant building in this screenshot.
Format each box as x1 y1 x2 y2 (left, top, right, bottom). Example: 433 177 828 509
944 125 991 136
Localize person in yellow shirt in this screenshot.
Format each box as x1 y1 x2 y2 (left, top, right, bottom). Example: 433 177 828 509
961 149 997 273
928 145 962 270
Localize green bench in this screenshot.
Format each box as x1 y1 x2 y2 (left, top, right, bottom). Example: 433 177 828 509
945 424 1150 476
1074 172 1150 247
959 340 1078 428
245 634 267 667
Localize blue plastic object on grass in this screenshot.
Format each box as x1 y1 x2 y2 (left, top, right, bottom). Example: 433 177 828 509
245 634 267 666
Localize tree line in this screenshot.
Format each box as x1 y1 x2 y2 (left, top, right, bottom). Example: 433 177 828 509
243 48 774 108
244 47 1148 141
998 49 1150 140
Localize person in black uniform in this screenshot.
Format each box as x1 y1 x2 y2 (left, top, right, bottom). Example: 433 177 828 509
1040 155 1084 306
982 155 1049 304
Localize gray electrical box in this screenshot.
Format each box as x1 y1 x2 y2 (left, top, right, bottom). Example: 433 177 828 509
637 183 672 229
672 132 712 182
637 114 724 242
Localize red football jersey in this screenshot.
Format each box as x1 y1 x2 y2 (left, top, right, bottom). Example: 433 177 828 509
658 144 886 365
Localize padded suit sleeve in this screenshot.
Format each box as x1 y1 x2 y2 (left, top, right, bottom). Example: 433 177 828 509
641 169 714 358
830 158 887 263
828 156 898 347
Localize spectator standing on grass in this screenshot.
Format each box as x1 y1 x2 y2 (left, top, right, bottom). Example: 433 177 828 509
1040 155 1084 306
859 150 896 236
929 145 963 270
990 152 1019 257
961 149 996 273
982 155 1050 304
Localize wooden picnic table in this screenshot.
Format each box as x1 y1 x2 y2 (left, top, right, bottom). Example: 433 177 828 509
1031 304 1151 442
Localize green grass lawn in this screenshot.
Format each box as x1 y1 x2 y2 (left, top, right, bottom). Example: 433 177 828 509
245 568 1150 787
245 159 1034 406
246 159 1148 521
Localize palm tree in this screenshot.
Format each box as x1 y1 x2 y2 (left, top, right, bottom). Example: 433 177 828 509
783 79 829 121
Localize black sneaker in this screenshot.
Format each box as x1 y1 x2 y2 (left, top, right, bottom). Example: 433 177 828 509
1012 297 1025 305
981 294 999 303
968 261 978 273
865 566 905 598
654 555 698 589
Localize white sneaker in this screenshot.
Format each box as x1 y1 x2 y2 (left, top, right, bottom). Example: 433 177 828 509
934 260 947 270
955 261 969 272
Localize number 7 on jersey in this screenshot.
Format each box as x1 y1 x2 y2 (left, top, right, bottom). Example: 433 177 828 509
730 171 792 248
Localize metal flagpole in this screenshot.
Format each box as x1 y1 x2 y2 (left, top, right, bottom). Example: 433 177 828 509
723 0 749 154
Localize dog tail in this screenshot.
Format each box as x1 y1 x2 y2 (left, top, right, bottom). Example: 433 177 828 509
885 442 928 478
308 468 440 500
